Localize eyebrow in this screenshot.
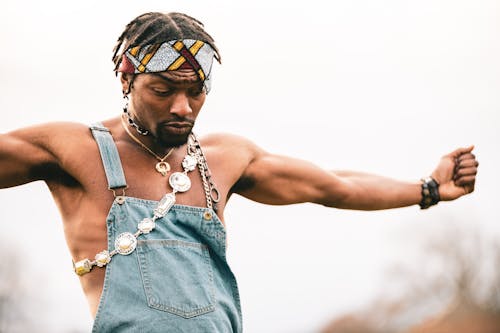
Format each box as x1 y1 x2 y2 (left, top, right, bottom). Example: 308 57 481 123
151 73 200 85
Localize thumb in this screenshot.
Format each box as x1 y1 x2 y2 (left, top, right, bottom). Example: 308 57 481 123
447 145 474 159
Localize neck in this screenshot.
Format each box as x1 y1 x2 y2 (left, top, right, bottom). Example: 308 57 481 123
120 115 176 157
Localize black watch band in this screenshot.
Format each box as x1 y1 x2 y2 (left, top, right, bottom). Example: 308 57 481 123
419 177 440 209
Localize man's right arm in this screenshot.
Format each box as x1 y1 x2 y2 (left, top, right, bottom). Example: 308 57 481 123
0 125 60 188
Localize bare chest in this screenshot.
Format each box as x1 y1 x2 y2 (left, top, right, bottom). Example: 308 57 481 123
82 139 229 214
54 141 228 268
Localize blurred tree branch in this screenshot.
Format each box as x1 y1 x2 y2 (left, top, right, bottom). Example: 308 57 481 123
321 224 500 333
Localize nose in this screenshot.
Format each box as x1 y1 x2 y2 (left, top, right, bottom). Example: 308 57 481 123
169 92 192 117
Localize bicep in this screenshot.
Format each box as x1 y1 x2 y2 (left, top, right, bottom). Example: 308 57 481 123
232 152 351 206
0 130 58 188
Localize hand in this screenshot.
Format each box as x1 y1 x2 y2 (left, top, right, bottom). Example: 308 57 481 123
431 146 478 201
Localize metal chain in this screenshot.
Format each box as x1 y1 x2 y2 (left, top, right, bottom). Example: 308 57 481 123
190 133 220 212
197 157 213 210
121 115 174 161
199 149 220 205
123 101 149 136
203 158 220 206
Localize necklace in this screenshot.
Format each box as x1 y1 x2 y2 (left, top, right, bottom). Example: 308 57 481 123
121 115 174 176
123 101 149 135
73 134 201 276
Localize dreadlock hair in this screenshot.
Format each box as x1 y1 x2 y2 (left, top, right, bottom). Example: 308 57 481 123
113 12 221 94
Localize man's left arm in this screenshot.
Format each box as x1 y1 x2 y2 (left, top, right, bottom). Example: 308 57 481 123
232 143 478 210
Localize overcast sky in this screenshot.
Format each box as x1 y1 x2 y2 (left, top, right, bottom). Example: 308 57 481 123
1 1 499 332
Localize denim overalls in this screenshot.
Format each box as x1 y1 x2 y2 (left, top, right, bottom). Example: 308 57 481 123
89 123 242 332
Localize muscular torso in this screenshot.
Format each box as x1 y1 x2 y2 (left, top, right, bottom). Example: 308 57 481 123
40 118 249 316
1 115 355 317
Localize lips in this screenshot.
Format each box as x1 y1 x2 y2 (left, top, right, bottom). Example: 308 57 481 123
164 121 193 128
160 121 194 137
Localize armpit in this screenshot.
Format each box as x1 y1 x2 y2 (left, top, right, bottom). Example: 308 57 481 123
230 175 256 194
30 162 79 187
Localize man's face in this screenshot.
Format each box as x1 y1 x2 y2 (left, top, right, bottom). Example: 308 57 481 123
122 69 206 147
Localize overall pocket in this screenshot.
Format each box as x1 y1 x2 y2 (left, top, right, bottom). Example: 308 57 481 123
136 239 216 318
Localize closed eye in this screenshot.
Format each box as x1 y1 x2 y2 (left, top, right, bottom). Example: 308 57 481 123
152 88 174 96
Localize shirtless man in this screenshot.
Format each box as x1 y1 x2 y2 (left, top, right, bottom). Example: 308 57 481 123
0 12 478 333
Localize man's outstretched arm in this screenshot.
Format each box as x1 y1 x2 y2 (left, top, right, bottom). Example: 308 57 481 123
0 125 60 188
231 139 478 210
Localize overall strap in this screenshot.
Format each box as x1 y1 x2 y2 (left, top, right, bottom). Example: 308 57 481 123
89 122 128 190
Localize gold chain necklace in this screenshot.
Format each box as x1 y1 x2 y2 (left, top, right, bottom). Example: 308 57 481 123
121 115 174 176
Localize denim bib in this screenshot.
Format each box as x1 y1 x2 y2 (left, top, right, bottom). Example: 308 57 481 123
89 123 242 332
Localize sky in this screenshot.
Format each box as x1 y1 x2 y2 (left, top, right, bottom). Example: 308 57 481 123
0 0 499 332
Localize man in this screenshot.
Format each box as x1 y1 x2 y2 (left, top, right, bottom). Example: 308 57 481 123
0 11 478 333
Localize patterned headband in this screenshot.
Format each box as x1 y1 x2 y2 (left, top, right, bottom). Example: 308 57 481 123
117 39 216 93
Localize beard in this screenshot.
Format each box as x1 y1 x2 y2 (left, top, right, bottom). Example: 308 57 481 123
155 123 194 147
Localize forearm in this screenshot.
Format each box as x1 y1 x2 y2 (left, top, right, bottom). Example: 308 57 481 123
326 170 421 210
234 142 476 210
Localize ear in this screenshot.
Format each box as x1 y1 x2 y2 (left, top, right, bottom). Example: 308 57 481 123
120 73 132 95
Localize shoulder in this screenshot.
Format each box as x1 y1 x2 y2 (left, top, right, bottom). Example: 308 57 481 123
0 121 100 186
6 121 116 168
9 121 92 138
196 132 268 190
7 121 94 150
197 132 266 160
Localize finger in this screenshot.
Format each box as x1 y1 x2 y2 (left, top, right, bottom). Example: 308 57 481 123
447 145 474 159
454 175 476 186
454 167 478 179
455 159 479 168
461 185 474 195
457 153 477 163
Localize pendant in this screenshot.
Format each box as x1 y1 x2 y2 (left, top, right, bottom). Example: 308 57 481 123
182 155 198 172
115 232 137 255
154 192 176 218
74 259 92 276
138 218 155 234
155 161 171 176
95 250 111 267
169 172 191 192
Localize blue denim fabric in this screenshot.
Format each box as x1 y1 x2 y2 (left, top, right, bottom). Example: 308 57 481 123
89 123 127 189
90 124 242 333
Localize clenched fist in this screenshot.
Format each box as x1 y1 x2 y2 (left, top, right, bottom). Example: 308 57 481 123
431 146 478 201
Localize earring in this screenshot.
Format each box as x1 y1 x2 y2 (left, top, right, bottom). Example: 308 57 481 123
122 93 129 113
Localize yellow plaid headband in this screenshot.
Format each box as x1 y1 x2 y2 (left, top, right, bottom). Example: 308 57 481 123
118 39 216 93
